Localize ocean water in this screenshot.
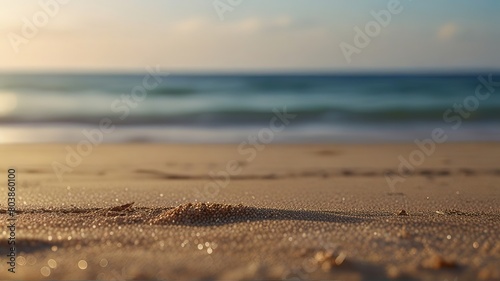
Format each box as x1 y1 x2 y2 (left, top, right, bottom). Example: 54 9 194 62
0 73 499 143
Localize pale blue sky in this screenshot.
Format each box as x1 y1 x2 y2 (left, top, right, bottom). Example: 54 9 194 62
1 0 499 72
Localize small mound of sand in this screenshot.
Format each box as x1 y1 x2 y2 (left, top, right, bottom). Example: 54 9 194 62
422 255 458 269
109 202 135 212
150 203 260 225
397 209 409 216
313 250 348 271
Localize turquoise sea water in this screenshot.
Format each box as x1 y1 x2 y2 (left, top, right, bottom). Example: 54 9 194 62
0 73 499 143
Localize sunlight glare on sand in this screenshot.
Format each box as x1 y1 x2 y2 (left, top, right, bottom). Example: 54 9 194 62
78 260 88 270
0 92 17 116
0 127 20 143
0 126 60 143
0 92 21 143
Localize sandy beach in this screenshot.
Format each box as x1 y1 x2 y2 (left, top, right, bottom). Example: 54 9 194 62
0 143 499 280
3 1 500 280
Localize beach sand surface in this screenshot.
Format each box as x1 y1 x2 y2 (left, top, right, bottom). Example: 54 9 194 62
0 143 499 280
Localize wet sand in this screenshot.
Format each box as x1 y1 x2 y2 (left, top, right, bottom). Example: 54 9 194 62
0 143 499 280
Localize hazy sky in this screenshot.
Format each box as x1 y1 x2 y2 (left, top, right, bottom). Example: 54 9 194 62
1 0 499 72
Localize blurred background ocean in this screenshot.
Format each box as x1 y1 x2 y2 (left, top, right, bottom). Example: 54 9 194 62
0 73 499 143
1 1 500 144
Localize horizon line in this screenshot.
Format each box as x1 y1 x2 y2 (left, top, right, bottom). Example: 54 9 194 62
1 68 500 76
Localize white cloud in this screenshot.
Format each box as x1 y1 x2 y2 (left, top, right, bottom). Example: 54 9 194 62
234 18 264 32
169 16 295 34
437 23 458 41
171 18 206 33
273 16 292 28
